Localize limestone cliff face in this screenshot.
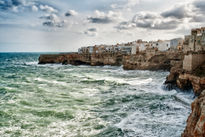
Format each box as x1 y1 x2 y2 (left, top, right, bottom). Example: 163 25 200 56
39 51 183 70
165 58 205 136
38 54 66 64
90 53 123 66
39 53 92 65
165 61 205 96
177 74 205 96
182 90 205 137
123 51 183 71
38 53 123 66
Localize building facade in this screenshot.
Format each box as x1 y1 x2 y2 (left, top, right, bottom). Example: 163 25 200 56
184 27 205 52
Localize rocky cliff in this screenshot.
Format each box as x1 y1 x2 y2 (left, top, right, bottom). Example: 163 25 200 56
123 51 183 71
39 51 183 70
38 53 90 65
182 90 205 137
38 53 123 66
39 52 205 136
165 61 205 96
164 56 205 136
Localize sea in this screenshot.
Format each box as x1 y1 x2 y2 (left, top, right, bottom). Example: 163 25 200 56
0 53 194 137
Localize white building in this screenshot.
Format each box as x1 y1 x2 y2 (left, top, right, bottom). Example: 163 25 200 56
118 46 132 54
157 40 170 51
88 46 94 54
170 38 183 50
78 47 87 54
131 45 137 54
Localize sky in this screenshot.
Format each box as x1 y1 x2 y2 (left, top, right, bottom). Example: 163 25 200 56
0 0 205 52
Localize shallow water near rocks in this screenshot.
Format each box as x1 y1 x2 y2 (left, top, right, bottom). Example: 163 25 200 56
0 53 193 137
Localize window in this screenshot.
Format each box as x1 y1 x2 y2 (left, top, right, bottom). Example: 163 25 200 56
198 40 201 44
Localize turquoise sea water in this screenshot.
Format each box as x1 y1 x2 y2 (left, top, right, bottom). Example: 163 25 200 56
0 53 193 137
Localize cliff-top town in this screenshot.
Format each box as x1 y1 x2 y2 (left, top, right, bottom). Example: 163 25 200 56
76 27 205 72
78 27 205 55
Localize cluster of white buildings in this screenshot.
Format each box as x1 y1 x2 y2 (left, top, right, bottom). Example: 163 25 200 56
78 38 184 55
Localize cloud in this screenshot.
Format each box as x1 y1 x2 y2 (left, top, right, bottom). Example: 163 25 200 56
115 21 136 30
0 0 58 14
65 10 78 17
160 1 205 23
134 12 180 30
191 15 205 22
84 28 98 36
87 10 122 24
132 12 178 29
39 4 58 13
88 17 112 24
161 5 189 19
116 11 181 30
0 0 25 11
116 0 205 31
193 0 205 13
31 5 38 12
40 14 65 28
111 0 140 10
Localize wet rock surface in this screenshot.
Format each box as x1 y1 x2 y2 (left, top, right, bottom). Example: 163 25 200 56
182 90 205 137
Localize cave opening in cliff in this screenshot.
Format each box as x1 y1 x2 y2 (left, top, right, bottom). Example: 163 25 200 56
72 60 90 65
184 80 193 92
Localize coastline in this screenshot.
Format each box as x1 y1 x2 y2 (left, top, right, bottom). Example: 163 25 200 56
38 50 205 136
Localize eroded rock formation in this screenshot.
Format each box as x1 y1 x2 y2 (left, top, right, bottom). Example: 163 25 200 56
123 51 183 71
164 57 205 136
165 61 205 96
182 90 205 137
38 53 123 66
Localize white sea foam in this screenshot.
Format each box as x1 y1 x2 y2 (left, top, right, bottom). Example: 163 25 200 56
1 55 193 137
34 77 68 86
25 61 38 65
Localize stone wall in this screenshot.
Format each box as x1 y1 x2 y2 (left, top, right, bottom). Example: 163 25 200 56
183 53 205 72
